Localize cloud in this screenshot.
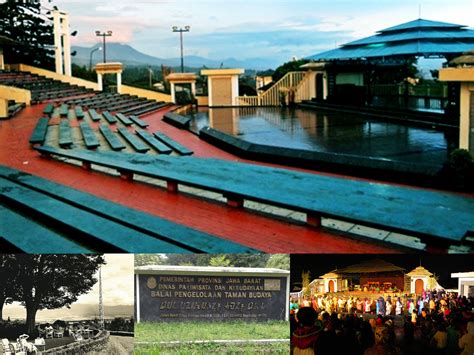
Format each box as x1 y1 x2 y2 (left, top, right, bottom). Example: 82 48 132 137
76 254 134 306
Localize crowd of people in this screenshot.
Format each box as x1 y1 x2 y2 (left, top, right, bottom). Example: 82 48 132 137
290 291 474 354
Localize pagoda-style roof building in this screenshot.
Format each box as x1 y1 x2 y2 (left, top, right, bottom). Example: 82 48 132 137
308 18 474 61
331 259 405 274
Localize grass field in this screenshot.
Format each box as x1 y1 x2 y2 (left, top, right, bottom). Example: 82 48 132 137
134 320 289 354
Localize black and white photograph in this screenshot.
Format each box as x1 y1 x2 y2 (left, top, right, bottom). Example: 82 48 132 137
0 254 134 354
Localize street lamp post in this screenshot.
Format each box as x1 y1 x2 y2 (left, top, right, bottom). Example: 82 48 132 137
95 30 112 63
172 26 190 73
89 47 102 71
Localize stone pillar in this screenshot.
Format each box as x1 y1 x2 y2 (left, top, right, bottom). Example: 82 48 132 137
207 77 213 106
117 72 122 94
191 82 196 96
201 69 245 107
170 82 176 104
440 66 474 155
0 99 8 119
97 73 103 91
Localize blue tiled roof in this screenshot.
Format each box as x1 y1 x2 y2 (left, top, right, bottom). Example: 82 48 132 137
345 29 474 46
307 18 474 61
380 19 464 33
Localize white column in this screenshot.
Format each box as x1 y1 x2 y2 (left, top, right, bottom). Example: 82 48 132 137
53 10 63 74
170 82 176 103
231 75 239 106
62 13 72 77
116 72 122 93
191 81 196 96
207 77 213 107
0 49 4 70
97 73 103 91
323 72 328 100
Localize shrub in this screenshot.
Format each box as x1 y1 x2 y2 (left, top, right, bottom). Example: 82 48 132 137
439 149 474 191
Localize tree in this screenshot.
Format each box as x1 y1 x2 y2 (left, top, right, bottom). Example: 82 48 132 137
163 254 271 268
14 255 105 334
0 255 18 321
265 254 290 270
134 254 165 267
272 59 309 82
0 1 55 69
209 255 232 267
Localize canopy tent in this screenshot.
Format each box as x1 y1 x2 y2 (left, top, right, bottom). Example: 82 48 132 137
308 19 474 61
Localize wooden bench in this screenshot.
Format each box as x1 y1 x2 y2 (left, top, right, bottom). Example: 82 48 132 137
129 115 148 128
58 119 73 147
29 117 49 145
115 113 133 126
135 129 172 154
117 128 150 153
43 103 54 116
163 112 192 129
34 146 474 247
0 165 254 253
75 106 85 119
0 205 90 253
79 122 100 149
99 124 126 151
153 132 193 155
102 111 117 124
88 109 102 122
59 103 69 117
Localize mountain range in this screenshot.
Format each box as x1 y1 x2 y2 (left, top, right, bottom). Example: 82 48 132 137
4 304 133 322
72 43 280 71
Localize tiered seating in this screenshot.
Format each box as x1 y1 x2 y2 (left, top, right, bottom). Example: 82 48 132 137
66 92 168 116
0 70 169 116
0 165 254 253
7 100 25 118
0 70 95 103
35 146 474 247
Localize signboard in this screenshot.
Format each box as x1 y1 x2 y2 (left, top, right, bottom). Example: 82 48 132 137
137 273 287 322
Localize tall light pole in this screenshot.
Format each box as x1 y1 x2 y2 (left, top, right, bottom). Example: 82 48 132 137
172 26 190 73
95 30 112 63
89 47 102 71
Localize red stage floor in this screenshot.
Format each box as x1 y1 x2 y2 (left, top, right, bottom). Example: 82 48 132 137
3 103 468 253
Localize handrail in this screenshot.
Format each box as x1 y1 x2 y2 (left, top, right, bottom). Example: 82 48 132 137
42 330 109 354
237 71 308 106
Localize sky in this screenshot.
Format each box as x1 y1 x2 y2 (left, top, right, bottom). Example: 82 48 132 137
50 0 474 64
290 254 474 291
75 254 134 306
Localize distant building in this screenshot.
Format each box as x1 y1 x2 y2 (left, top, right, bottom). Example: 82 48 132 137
319 259 406 293
256 75 273 91
451 271 474 297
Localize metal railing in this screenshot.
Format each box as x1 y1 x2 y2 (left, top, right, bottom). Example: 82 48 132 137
42 330 110 354
237 71 308 106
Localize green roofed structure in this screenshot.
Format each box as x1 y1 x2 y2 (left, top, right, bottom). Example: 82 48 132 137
301 19 474 116
308 19 474 61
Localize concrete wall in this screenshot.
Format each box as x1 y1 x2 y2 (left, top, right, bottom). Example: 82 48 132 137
15 64 99 90
0 98 8 118
121 84 171 103
0 84 31 105
196 95 209 106
440 67 474 154
460 83 474 154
